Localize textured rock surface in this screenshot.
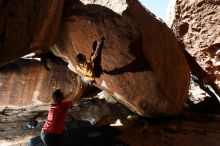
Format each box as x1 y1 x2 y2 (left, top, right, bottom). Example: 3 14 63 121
52 0 190 117
0 54 76 105
170 0 220 87
0 0 64 66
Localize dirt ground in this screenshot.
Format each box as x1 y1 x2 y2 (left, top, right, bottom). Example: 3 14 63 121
1 97 220 146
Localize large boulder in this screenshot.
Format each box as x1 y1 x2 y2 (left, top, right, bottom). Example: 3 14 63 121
0 54 76 106
169 0 220 87
52 0 190 117
0 0 64 66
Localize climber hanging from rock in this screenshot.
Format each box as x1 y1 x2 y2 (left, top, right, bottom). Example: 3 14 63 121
75 37 105 86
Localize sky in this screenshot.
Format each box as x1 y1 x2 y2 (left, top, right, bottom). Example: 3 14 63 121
139 0 172 22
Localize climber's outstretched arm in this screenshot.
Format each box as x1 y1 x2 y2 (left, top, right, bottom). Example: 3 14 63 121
90 37 105 62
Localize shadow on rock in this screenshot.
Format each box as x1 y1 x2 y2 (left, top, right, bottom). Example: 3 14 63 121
29 120 129 146
63 123 129 146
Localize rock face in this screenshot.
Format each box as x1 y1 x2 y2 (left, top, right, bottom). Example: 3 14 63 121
0 54 76 106
0 0 64 66
52 0 190 117
170 0 220 87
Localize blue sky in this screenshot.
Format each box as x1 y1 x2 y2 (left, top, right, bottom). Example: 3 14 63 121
139 0 171 22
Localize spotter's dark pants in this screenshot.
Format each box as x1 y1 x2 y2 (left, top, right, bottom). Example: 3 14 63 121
40 131 62 146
